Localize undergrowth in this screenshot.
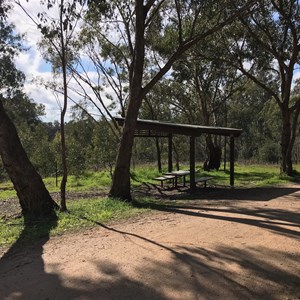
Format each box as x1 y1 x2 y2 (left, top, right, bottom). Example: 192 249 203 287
0 197 148 249
0 163 299 249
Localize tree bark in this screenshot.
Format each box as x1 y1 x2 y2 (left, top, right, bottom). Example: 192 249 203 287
0 100 58 216
109 0 145 200
280 108 293 175
109 99 141 200
59 0 68 212
203 135 222 171
155 137 162 173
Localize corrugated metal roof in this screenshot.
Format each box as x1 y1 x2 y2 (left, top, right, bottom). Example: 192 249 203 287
114 117 242 137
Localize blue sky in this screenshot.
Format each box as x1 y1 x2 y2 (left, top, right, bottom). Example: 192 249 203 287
8 1 82 122
8 1 300 123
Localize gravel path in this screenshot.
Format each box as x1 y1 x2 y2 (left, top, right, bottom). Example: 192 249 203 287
1 185 300 299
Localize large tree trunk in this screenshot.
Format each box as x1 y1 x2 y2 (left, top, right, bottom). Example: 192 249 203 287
203 135 222 171
109 99 141 200
0 100 58 216
109 0 145 201
280 107 294 176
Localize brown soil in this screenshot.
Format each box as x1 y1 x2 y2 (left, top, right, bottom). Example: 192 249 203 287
1 184 300 300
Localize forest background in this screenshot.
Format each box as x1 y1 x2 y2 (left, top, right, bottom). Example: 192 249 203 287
1 0 300 206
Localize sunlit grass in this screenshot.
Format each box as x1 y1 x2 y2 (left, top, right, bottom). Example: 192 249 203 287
0 197 148 249
197 164 300 187
43 171 112 193
1 164 299 200
0 163 299 249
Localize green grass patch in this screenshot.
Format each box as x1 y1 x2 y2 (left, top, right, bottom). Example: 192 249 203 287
1 164 299 249
0 197 149 249
131 165 163 185
0 164 299 200
0 188 16 200
198 164 300 187
132 163 300 187
43 171 112 193
0 171 113 200
0 181 16 199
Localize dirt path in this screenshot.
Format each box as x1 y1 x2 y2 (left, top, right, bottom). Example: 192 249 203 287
1 185 300 300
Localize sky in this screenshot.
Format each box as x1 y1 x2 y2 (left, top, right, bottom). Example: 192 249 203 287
8 1 65 121
8 1 96 122
7 1 300 123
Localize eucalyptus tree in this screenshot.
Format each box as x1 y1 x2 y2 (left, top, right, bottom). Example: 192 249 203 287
228 79 280 163
171 43 244 170
216 0 300 175
139 79 174 172
16 0 85 210
2 92 57 176
81 0 256 200
0 3 57 217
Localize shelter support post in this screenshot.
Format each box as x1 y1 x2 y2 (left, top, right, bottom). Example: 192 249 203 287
168 134 173 172
190 136 196 191
230 135 234 187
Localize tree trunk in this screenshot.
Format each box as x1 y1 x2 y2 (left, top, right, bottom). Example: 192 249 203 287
280 108 293 175
109 99 141 200
59 0 68 212
60 117 67 211
155 137 162 172
203 135 222 171
172 142 180 171
109 0 145 201
0 100 58 216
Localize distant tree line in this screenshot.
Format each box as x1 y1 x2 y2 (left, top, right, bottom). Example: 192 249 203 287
1 0 300 217
1 80 299 182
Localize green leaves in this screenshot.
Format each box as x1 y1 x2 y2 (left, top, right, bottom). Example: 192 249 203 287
0 18 25 97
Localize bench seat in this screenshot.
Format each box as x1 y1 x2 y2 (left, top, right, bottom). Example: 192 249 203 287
153 175 175 187
195 176 213 187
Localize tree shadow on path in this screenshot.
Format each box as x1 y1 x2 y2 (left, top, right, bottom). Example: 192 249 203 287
70 214 300 300
135 184 300 202
0 214 166 299
133 186 300 239
1 185 300 299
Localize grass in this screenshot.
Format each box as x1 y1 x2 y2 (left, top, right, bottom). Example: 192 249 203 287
0 163 299 249
199 164 300 187
1 164 299 198
0 171 112 200
0 197 149 249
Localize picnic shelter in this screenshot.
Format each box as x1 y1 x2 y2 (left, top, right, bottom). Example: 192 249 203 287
114 117 242 191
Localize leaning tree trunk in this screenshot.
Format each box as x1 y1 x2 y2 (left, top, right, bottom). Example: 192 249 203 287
109 0 145 201
109 99 141 200
0 100 58 216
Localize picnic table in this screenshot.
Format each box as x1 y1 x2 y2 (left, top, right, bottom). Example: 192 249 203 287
153 170 213 189
164 170 190 187
153 175 175 187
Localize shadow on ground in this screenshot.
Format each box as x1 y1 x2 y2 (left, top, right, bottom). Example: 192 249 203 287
133 186 300 239
134 183 300 202
1 218 300 299
1 186 300 299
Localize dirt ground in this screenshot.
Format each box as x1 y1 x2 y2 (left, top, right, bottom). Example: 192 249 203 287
1 184 300 300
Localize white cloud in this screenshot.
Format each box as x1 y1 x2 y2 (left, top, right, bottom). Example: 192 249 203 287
7 2 117 122
9 1 44 46
7 2 77 122
7 2 60 121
